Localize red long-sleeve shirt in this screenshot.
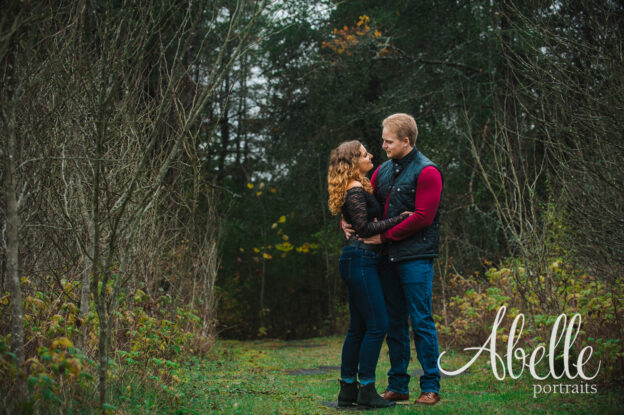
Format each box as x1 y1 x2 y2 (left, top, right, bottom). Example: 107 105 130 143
370 165 442 242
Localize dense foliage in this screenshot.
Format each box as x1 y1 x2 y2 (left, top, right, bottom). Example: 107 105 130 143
1 0 622 411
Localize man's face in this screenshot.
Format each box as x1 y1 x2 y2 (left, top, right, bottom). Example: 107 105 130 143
381 126 411 159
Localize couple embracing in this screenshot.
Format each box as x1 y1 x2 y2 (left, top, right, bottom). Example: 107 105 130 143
327 113 442 408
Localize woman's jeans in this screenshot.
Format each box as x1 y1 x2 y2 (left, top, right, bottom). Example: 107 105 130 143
339 246 389 384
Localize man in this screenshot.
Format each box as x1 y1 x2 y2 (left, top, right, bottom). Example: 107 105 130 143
343 113 442 405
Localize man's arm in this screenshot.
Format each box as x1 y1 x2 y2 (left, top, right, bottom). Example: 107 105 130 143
381 166 442 241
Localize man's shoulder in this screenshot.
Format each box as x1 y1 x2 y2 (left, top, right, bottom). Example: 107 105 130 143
410 151 437 170
417 150 435 164
413 152 443 183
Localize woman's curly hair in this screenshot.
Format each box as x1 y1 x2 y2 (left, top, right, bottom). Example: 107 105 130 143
328 140 373 215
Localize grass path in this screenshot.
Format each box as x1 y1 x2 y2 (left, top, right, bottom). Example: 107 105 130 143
118 336 623 414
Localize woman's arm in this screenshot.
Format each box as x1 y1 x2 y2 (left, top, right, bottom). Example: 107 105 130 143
343 187 408 238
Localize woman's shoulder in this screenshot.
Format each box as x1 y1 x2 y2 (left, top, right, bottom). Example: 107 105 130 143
347 180 363 190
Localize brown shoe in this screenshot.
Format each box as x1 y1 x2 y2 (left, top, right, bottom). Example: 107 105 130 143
415 392 440 405
380 390 409 401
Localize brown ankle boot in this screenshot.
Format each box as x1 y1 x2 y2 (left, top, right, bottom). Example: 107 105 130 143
415 392 440 405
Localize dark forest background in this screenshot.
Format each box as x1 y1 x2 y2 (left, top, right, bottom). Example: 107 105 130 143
1 0 622 411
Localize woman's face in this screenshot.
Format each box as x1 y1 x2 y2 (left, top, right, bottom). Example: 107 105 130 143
358 144 374 174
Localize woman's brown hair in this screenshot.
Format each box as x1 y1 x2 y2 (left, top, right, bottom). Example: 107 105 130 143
327 140 373 215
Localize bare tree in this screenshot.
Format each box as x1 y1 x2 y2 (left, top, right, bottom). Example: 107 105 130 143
1 79 27 404
467 1 624 321
2 0 267 409
69 1 266 407
0 2 54 402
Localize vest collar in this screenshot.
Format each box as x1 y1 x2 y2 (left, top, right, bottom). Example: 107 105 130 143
392 147 418 170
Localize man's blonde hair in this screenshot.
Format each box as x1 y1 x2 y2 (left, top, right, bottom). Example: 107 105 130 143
382 113 418 146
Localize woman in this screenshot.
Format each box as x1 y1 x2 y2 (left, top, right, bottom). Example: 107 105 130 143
328 140 410 409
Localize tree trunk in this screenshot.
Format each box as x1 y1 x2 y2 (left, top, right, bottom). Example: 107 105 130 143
218 71 231 181
317 154 333 321
91 97 107 408
4 122 28 403
259 200 267 331
78 252 92 349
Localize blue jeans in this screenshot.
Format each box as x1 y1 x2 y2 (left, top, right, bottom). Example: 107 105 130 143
378 255 440 394
339 246 389 384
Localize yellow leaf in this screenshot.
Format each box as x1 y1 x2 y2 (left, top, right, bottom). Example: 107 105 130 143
270 188 277 194
262 253 272 259
247 183 254 189
239 248 245 252
276 242 293 252
253 247 260 253
278 216 286 223
282 235 289 241
256 191 263 196
52 337 73 350
259 182 265 190
271 223 278 229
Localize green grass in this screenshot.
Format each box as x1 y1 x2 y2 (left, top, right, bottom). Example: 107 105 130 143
111 336 624 414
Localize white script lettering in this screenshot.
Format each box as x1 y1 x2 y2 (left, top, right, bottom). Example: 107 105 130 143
437 306 601 381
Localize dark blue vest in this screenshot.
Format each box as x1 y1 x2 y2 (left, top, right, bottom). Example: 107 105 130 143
374 148 441 262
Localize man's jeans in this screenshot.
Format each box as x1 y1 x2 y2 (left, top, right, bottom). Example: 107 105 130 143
339 246 389 384
378 255 440 394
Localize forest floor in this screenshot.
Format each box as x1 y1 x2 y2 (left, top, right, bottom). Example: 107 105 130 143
112 336 623 414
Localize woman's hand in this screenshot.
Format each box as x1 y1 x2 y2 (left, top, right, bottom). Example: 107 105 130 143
358 234 382 245
402 211 413 216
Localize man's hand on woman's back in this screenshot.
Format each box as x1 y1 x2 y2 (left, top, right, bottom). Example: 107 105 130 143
341 215 355 239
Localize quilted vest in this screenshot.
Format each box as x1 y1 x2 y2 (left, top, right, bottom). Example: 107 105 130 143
374 148 441 262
